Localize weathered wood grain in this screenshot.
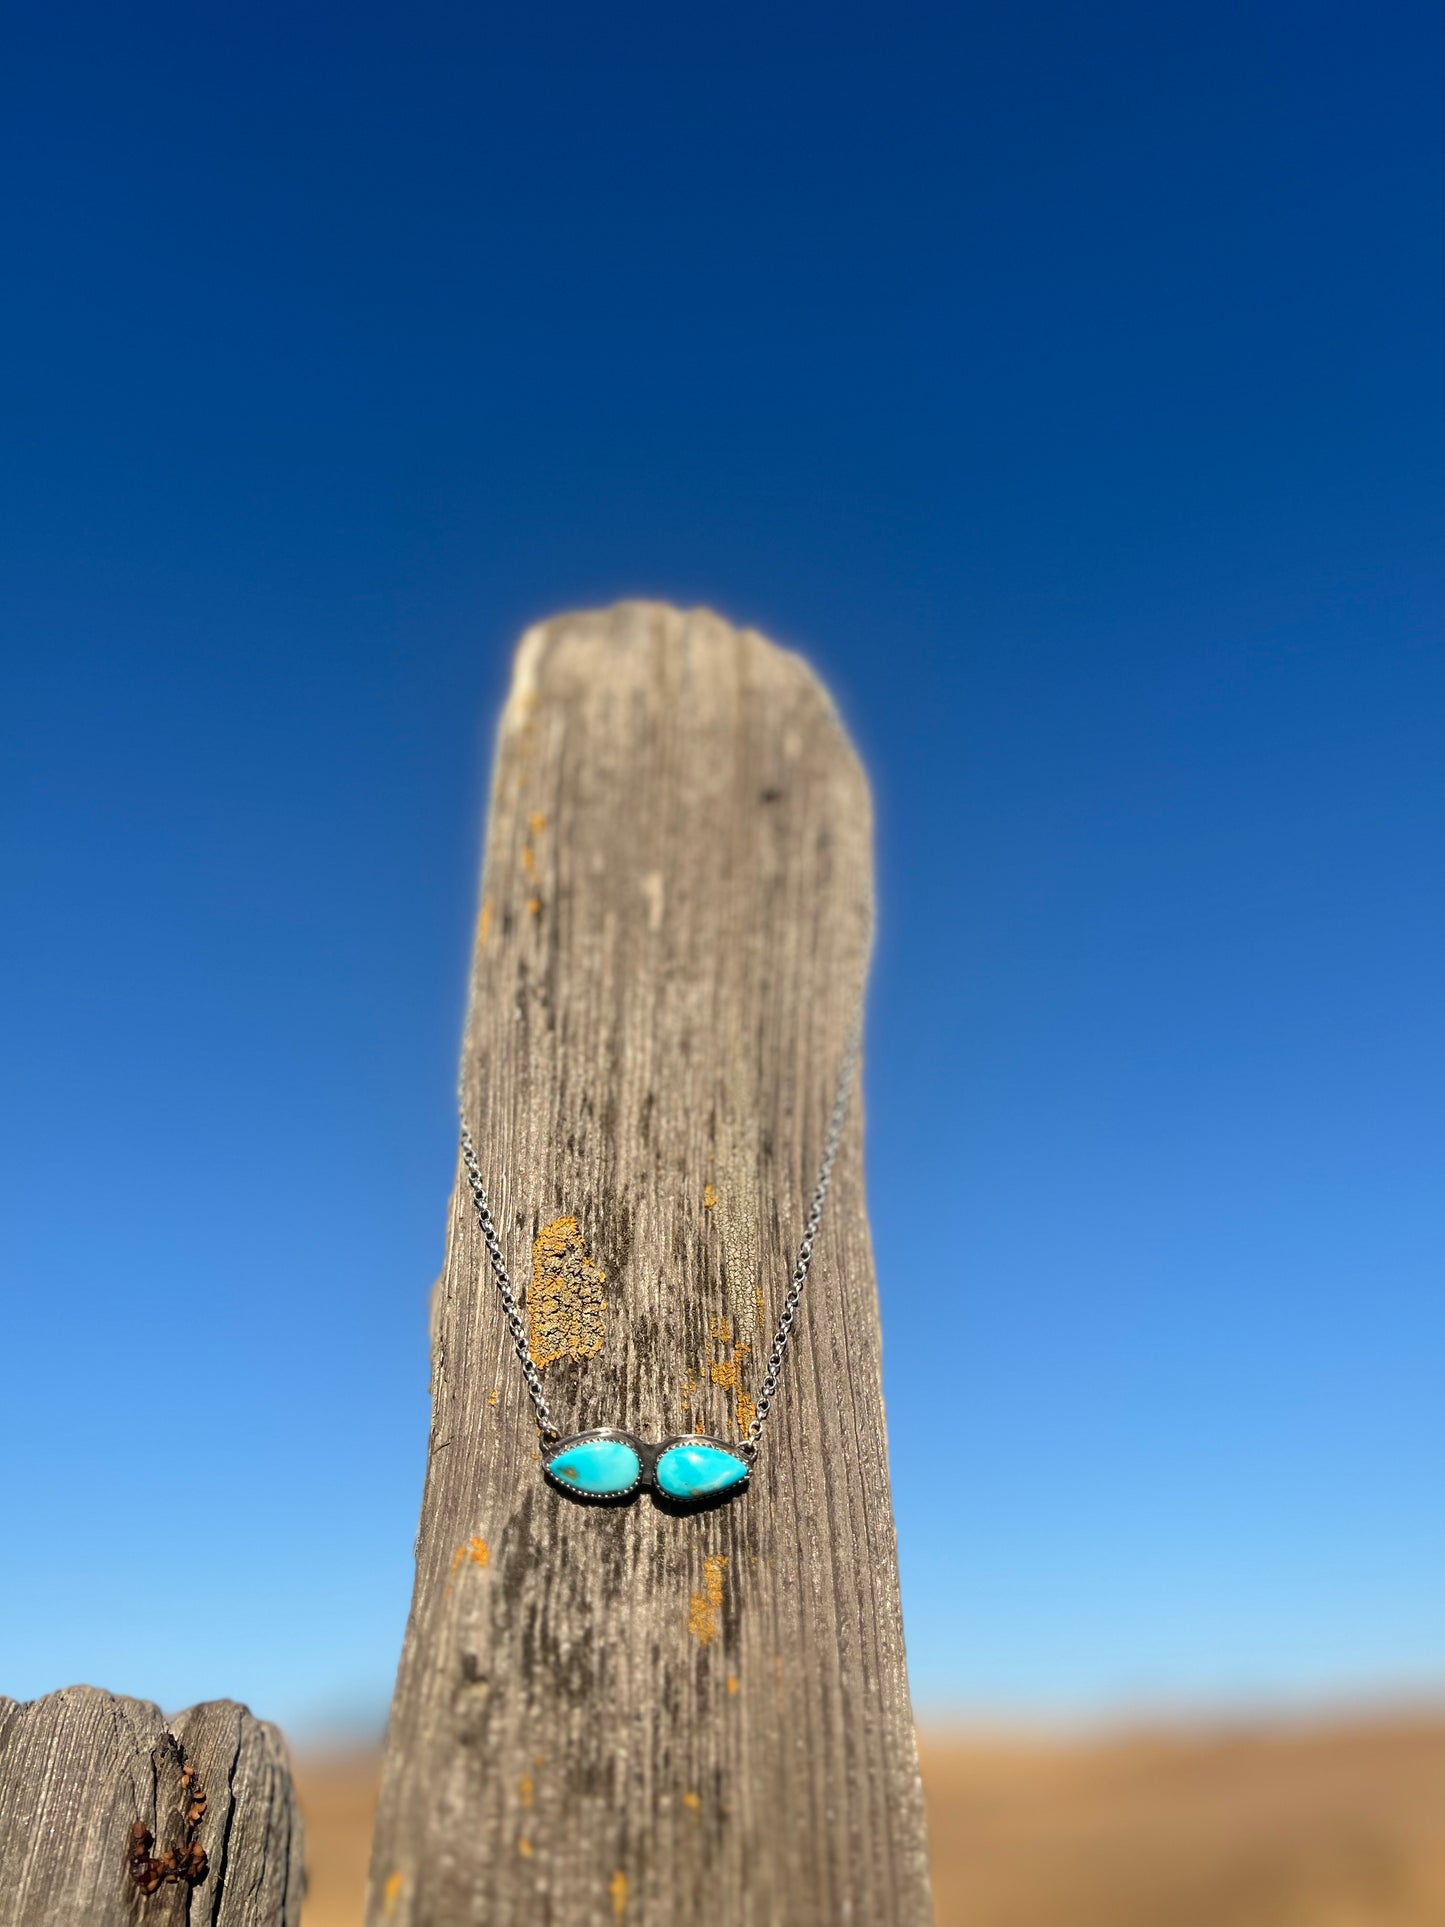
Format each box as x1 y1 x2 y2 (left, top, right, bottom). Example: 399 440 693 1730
368 602 932 1926
0 1687 303 1926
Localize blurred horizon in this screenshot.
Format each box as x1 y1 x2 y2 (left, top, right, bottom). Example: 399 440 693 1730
4 0 1444 1745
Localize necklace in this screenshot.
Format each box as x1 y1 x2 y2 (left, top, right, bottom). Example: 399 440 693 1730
458 1020 860 1507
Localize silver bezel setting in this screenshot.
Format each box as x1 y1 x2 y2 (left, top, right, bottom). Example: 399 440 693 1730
653 1433 752 1498
541 1428 752 1503
542 1427 648 1501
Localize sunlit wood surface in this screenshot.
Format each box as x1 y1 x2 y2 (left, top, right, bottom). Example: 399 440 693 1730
365 604 928 1926
299 1714 1445 1927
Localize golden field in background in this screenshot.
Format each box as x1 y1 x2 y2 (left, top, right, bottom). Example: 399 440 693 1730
922 1716 1445 1927
295 1714 1445 1927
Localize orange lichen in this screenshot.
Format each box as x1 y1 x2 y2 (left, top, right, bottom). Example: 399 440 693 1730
518 1773 534 1809
489 1388 499 1407
521 844 536 876
526 895 542 917
609 1869 629 1918
726 1675 740 1696
382 1870 404 1913
450 1536 490 1575
681 1791 702 1814
702 1182 717 1209
518 1835 533 1859
529 1217 607 1368
688 1553 729 1646
528 811 547 835
476 898 493 948
704 1326 754 1426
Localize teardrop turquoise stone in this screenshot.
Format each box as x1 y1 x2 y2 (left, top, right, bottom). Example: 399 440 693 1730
546 1438 641 1495
655 1443 749 1501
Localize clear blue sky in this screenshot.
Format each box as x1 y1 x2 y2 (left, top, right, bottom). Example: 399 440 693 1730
3 0 1443 1737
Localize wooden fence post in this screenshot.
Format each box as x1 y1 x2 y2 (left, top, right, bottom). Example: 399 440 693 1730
0 1686 303 1926
368 602 933 1925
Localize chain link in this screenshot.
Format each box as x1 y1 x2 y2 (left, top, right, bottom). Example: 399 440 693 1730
457 1016 861 1458
743 1019 860 1454
457 1121 560 1441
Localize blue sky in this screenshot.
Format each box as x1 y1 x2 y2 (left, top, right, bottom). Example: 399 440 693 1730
3 0 1443 1736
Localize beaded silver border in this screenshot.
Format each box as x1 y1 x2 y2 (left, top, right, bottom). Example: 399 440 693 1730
541 1428 752 1502
542 1427 648 1500
653 1434 752 1498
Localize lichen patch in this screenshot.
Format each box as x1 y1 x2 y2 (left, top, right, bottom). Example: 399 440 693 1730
450 1536 490 1575
687 1553 729 1646
529 1217 608 1368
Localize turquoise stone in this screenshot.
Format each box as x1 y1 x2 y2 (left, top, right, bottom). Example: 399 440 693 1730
546 1438 641 1496
655 1442 749 1501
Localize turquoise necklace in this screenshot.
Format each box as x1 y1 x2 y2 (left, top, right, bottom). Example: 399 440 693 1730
458 1022 860 1508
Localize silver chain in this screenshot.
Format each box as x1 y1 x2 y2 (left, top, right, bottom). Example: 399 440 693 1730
457 1018 861 1460
743 1021 860 1453
457 1123 561 1442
